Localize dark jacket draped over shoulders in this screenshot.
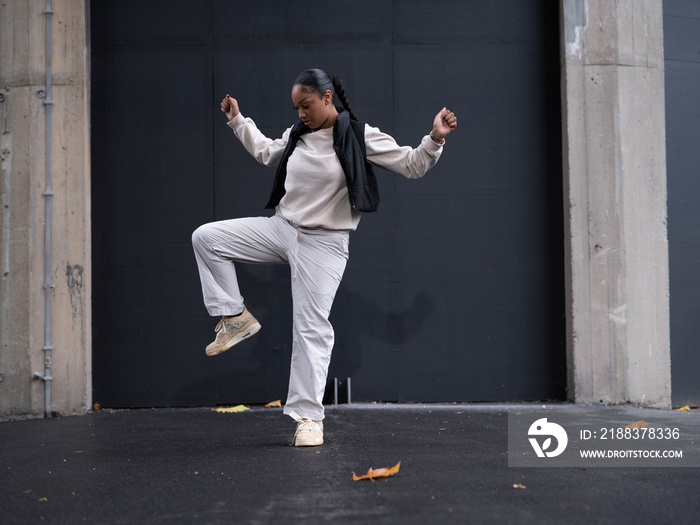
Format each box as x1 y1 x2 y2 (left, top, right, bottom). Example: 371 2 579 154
265 110 380 213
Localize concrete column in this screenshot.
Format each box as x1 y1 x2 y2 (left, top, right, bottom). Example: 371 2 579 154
0 0 91 417
560 0 670 408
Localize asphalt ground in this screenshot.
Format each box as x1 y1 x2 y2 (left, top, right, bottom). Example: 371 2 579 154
1 403 699 524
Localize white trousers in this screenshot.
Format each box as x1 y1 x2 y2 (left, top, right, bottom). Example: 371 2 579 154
191 213 349 421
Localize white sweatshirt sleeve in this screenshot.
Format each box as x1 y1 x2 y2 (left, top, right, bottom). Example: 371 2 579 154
226 113 291 167
363 124 443 179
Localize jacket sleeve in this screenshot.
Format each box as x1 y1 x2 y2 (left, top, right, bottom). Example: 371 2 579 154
363 124 443 179
227 113 291 167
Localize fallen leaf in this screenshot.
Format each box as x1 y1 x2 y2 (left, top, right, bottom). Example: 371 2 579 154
626 420 648 429
352 461 401 481
512 483 526 489
38 497 48 502
265 399 282 408
92 403 101 411
213 405 250 413
677 405 690 412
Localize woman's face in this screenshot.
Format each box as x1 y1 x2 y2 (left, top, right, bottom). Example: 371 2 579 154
291 84 337 130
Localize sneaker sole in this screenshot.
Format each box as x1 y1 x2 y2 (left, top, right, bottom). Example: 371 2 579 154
206 322 261 357
293 437 323 447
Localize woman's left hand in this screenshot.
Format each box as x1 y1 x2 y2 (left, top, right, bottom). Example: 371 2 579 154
431 108 457 142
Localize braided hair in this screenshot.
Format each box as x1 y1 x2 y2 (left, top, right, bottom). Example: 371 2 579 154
293 69 359 121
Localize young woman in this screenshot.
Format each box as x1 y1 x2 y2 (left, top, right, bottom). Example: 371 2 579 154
192 69 457 446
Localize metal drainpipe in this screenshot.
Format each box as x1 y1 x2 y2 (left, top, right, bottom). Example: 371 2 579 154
33 0 54 418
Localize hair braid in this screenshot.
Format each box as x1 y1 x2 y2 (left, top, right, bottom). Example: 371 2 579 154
330 75 358 121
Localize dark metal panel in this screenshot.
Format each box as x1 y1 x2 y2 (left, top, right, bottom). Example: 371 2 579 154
664 0 700 406
91 0 565 407
383 1 564 402
91 2 221 407
392 0 550 46
328 2 566 402
90 0 213 47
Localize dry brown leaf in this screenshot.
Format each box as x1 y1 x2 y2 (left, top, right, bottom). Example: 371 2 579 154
626 420 648 429
265 399 282 408
92 402 101 411
352 461 401 481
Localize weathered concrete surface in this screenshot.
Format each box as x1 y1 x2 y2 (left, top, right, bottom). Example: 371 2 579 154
560 0 670 407
0 0 91 417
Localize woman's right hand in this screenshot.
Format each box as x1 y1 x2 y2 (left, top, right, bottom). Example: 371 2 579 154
221 94 239 121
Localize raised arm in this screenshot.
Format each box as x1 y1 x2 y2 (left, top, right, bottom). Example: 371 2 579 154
220 94 289 167
365 108 457 179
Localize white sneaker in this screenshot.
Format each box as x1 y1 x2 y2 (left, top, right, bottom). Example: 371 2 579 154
290 412 324 447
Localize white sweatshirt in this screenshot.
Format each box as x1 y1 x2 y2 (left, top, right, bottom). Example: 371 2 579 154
228 113 443 231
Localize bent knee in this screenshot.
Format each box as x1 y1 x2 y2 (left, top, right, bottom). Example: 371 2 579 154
192 223 214 248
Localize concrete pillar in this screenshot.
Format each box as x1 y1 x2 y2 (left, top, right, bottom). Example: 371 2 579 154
0 0 91 417
560 0 671 408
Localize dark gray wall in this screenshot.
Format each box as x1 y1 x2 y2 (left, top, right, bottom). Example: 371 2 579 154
91 0 565 408
665 0 700 406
